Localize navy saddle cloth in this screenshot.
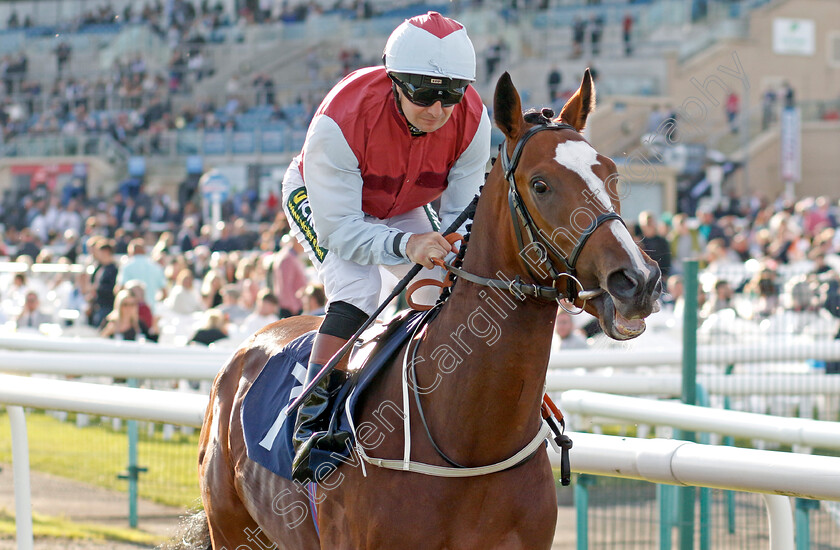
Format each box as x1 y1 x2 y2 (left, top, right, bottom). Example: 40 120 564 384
241 310 427 480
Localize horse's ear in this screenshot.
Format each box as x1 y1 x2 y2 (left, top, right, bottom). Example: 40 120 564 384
558 68 596 132
493 72 523 141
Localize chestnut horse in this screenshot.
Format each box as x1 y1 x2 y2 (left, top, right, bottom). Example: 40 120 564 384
189 71 661 550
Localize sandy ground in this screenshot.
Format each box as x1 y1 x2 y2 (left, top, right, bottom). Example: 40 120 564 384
0 463 578 549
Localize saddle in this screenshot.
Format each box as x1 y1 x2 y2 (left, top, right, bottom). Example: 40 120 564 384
241 309 431 481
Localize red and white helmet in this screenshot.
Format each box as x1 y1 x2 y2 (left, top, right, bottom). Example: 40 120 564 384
383 12 476 82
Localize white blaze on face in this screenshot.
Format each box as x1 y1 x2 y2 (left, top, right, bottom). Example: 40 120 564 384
553 140 613 211
554 140 651 275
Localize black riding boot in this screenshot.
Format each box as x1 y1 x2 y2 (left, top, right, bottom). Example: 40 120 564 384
291 333 348 482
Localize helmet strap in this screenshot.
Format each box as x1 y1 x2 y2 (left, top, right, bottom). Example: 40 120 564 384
392 83 426 137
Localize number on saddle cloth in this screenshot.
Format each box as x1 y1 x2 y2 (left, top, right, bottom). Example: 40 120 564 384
240 310 431 480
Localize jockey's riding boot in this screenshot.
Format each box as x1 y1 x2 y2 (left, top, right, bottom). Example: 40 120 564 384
291 333 349 482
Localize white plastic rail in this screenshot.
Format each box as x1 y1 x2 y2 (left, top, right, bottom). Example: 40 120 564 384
560 389 840 450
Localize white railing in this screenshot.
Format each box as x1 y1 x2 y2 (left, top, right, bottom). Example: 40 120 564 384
0 333 232 358
3 373 840 549
0 374 207 426
548 433 840 550
561 389 840 450
0 374 208 550
0 349 223 379
6 332 840 374
546 372 840 396
548 340 840 369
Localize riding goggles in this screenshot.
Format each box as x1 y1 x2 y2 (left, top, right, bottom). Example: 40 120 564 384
389 72 470 108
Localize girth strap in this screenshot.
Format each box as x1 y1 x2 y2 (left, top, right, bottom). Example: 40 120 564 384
352 422 552 478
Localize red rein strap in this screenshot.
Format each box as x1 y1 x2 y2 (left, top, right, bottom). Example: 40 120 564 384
542 393 565 425
405 233 464 311
542 393 573 486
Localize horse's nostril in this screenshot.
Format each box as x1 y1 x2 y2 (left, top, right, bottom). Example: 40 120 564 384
606 269 640 299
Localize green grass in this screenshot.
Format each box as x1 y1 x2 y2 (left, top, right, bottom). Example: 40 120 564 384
0 507 163 545
0 410 201 509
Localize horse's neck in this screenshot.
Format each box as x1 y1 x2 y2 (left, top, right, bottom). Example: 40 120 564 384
415 187 556 461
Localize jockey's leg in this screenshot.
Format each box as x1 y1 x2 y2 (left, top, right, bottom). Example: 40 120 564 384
291 300 367 482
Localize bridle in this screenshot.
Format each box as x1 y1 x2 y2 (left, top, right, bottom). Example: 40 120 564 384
443 121 624 312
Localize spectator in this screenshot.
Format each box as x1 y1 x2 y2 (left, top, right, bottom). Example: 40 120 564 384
761 87 777 131
200 269 224 308
271 234 307 318
218 283 250 323
702 279 735 318
745 267 780 319
16 290 52 329
781 81 795 109
165 269 205 314
87 239 118 327
589 14 604 56
99 288 159 341
240 289 280 336
54 42 72 76
189 308 229 345
572 17 586 58
668 213 705 275
123 279 155 328
697 207 726 243
622 12 634 56
551 310 588 351
16 228 41 259
547 67 562 103
118 238 167 308
484 40 503 82
299 283 326 316
725 92 739 134
663 274 683 310
638 211 672 278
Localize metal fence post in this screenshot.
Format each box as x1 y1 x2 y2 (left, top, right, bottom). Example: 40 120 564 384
658 484 676 550
696 385 711 550
678 260 699 550
795 498 818 550
575 474 591 550
118 378 146 528
723 365 736 535
8 406 34 550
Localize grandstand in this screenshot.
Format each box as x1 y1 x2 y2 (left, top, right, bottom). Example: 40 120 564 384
0 0 835 216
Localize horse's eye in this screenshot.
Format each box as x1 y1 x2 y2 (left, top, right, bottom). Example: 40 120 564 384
532 180 549 194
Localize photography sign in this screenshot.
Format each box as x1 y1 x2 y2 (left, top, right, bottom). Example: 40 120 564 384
773 18 815 56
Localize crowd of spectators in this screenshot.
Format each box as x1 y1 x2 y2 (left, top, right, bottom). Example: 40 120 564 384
0 47 332 155
550 192 840 352
637 194 840 349
2 168 839 357
0 179 330 348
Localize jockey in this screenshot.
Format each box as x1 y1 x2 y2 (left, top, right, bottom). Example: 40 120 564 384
281 11 491 481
